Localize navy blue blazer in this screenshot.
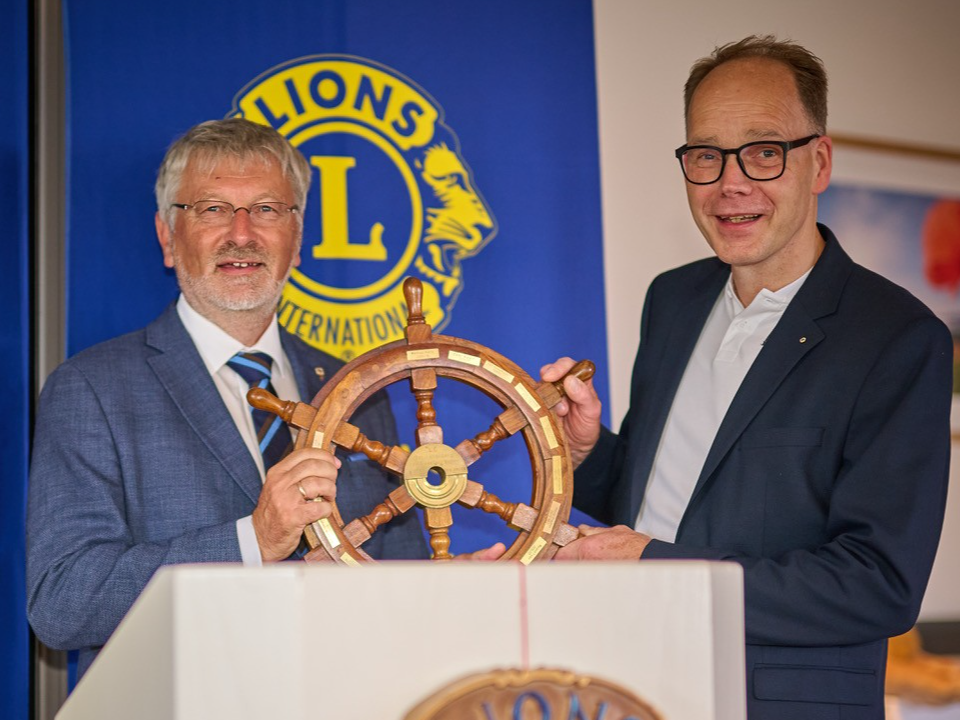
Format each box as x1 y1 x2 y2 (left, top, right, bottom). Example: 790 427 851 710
27 303 428 678
575 227 953 719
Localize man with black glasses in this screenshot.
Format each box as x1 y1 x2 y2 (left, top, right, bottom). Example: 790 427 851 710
543 36 952 718
27 118 430 681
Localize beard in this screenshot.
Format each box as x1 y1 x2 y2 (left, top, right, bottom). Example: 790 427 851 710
172 239 295 315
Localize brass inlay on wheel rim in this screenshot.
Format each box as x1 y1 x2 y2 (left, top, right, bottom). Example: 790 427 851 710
404 444 469 509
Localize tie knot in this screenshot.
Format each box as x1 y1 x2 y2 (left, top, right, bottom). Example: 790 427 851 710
227 352 274 388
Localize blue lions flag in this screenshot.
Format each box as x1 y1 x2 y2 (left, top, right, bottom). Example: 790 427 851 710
2 1 29 715
64 1 608 554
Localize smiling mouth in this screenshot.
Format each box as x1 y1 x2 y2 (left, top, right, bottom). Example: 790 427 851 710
720 214 761 224
219 261 263 269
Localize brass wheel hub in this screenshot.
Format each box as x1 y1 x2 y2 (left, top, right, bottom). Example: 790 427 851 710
403 443 468 509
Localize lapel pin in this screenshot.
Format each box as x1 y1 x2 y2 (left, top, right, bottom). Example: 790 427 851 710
314 367 326 380
799 337 807 344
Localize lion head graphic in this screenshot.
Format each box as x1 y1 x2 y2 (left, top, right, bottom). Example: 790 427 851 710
415 142 495 298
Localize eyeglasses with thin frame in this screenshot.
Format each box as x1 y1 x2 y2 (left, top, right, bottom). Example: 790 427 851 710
170 200 299 226
674 135 820 185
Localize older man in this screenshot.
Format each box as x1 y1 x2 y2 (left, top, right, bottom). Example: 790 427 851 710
27 119 428 680
544 37 953 719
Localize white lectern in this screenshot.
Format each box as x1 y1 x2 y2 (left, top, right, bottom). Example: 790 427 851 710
57 562 745 719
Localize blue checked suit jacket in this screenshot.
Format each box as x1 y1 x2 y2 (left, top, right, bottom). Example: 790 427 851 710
574 226 953 720
27 303 428 679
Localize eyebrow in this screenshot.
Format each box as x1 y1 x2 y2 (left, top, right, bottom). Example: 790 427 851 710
688 129 786 146
192 192 289 204
744 128 785 140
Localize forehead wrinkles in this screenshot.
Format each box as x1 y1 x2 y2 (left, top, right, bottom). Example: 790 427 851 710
688 95 801 143
179 156 294 204
687 59 808 143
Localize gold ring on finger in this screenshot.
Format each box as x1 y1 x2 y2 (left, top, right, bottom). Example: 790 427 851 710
297 482 308 500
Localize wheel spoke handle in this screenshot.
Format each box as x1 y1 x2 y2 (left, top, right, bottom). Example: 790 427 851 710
332 422 409 476
459 480 581 548
424 506 454 560
342 485 416 548
247 388 315 430
459 480 531 530
410 367 442 446
462 417 509 459
535 360 596 410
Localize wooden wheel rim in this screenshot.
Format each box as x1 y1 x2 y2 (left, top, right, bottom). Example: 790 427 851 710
299 333 574 564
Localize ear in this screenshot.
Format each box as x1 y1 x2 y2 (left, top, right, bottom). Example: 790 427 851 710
155 212 175 268
812 135 833 195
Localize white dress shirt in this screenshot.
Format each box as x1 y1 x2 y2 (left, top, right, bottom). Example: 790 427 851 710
635 269 811 542
177 295 302 565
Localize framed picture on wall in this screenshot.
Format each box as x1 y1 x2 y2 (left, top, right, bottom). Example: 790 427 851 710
823 136 959 396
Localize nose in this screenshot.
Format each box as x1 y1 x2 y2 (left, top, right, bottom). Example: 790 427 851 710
228 206 256 242
717 153 753 195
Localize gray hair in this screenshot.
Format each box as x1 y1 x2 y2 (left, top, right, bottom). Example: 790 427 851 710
684 35 828 135
155 118 312 226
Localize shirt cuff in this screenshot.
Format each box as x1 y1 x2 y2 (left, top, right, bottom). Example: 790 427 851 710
236 515 263 567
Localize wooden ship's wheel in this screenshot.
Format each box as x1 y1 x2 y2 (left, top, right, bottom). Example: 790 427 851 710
250 277 592 563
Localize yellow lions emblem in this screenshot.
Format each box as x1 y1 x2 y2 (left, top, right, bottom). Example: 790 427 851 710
231 55 496 359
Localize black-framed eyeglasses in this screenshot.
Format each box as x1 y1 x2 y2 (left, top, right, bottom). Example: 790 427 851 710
674 135 820 185
171 200 299 227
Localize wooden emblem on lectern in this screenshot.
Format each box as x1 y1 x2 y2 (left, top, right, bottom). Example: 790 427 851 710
250 277 591 562
403 668 664 720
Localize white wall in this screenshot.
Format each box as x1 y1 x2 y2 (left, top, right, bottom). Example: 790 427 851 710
592 0 959 621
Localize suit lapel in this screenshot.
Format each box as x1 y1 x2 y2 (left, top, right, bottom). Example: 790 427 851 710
685 228 853 509
627 264 728 520
145 304 263 504
281 331 341 406
691 310 824 503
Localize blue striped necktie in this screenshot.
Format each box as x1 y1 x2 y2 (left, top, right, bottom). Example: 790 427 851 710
226 352 290 471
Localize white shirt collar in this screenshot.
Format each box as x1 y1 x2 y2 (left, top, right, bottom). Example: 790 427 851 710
724 268 813 315
176 295 290 380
